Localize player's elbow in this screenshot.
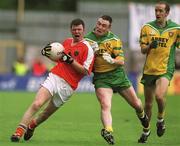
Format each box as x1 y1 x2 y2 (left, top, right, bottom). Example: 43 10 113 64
141 50 146 54
82 69 89 75
141 48 147 54
141 46 149 54
76 67 88 75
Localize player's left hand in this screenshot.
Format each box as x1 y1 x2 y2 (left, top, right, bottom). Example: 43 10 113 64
60 52 74 64
41 43 51 57
149 40 158 49
102 52 114 64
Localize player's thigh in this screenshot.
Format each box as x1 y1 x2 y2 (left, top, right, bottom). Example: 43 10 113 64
155 77 169 98
96 88 113 107
144 85 155 104
119 86 141 107
33 86 52 106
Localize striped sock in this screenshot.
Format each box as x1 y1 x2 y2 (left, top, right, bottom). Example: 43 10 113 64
157 112 165 120
14 124 27 137
136 110 145 119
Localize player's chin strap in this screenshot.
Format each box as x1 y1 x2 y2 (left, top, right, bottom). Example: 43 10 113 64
61 52 74 64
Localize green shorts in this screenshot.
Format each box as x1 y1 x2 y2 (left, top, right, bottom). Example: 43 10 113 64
140 72 173 86
93 67 131 91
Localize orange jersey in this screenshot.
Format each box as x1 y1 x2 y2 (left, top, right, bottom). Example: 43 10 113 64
51 38 94 90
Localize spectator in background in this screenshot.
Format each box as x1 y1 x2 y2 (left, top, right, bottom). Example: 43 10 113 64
12 57 29 76
31 57 48 76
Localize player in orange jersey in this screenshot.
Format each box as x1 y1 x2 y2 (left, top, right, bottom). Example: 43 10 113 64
10 18 94 142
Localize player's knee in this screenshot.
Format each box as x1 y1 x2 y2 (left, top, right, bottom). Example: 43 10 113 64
100 101 111 111
155 96 164 103
155 91 164 99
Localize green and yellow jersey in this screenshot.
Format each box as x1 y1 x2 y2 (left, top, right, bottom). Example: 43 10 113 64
140 20 180 75
85 31 124 73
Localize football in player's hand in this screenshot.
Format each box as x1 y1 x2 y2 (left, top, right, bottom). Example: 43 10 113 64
42 42 64 62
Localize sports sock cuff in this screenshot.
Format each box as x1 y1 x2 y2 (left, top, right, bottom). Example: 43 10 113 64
19 123 27 130
143 125 150 132
15 124 27 137
157 112 165 120
143 130 150 135
136 110 144 119
105 126 113 132
157 118 164 123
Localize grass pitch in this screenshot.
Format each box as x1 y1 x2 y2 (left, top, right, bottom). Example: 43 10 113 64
0 91 180 146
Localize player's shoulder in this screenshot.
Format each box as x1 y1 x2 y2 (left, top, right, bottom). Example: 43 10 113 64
63 37 73 44
85 31 97 43
166 20 180 29
142 20 180 30
82 39 94 52
103 31 121 43
141 20 156 30
82 39 91 46
108 31 120 40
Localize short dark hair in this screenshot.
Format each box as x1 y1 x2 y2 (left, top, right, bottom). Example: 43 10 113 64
70 18 85 28
157 1 170 13
100 15 112 24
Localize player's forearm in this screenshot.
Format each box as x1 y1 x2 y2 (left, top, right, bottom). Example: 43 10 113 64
71 60 88 75
113 59 124 66
141 41 158 54
141 46 150 54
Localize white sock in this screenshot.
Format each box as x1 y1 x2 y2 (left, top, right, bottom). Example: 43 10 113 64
157 118 164 123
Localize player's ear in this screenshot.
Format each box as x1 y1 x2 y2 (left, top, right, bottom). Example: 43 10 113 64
165 11 169 17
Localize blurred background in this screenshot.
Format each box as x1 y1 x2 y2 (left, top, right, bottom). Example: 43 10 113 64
0 0 180 94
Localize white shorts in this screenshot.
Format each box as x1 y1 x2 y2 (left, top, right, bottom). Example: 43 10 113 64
42 73 74 107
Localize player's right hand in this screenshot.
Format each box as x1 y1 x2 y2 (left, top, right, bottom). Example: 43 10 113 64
41 44 51 57
149 40 158 49
91 42 99 52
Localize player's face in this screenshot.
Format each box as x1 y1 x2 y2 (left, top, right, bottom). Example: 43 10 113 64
71 24 85 42
94 18 111 37
155 4 169 23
